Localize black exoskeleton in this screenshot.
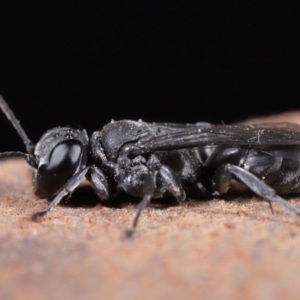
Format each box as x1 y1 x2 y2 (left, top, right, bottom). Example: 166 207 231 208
1 95 300 236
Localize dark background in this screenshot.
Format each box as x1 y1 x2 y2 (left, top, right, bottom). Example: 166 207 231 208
0 4 299 152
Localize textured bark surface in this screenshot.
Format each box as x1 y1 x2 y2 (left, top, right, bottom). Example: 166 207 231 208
1 112 300 299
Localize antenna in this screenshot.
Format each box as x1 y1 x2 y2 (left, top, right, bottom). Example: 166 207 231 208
0 95 35 154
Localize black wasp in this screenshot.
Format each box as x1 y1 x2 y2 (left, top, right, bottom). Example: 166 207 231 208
1 95 300 236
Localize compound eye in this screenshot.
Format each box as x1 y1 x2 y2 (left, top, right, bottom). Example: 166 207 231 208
37 141 82 195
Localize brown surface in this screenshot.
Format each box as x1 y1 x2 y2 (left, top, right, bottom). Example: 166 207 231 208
1 112 300 299
243 110 300 124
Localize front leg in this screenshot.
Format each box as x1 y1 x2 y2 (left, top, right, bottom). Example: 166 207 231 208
32 167 89 220
88 165 115 202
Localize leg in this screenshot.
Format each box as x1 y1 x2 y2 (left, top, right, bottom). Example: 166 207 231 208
88 165 112 201
156 165 186 201
32 167 89 220
213 164 300 216
126 167 157 237
126 157 185 237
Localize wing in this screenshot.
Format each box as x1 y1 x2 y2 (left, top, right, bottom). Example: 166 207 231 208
135 122 300 153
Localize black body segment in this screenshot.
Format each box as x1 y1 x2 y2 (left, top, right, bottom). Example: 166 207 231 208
1 94 300 236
